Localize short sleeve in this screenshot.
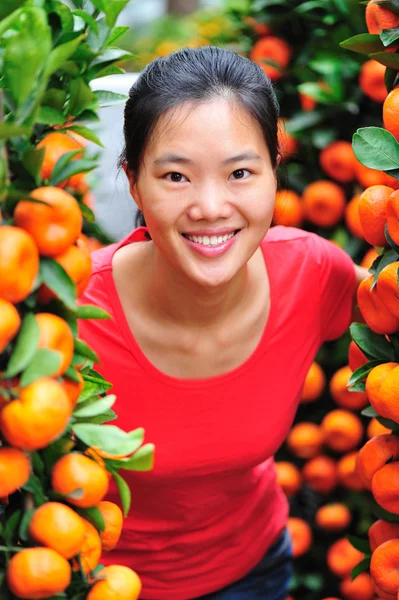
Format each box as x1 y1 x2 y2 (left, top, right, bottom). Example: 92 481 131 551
311 234 357 343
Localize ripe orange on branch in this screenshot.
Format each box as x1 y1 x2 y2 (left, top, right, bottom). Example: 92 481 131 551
369 520 399 552
359 60 387 103
275 461 302 497
273 190 303 227
330 365 368 410
366 363 399 422
249 36 291 81
356 434 399 489
76 518 102 575
301 361 326 403
36 131 88 191
358 185 393 247
87 565 142 600
348 341 368 372
345 194 365 240
327 537 364 578
52 452 109 508
376 261 399 318
0 377 71 451
372 462 399 513
36 313 74 377
386 189 399 245
302 180 346 228
286 422 324 458
366 0 399 34
0 299 21 353
0 226 39 303
302 455 338 494
321 409 363 453
0 446 30 496
319 141 356 183
339 572 374 600
357 277 399 335
14 186 83 257
315 503 351 532
7 547 71 600
367 417 391 438
29 502 86 559
60 370 84 409
287 517 312 557
337 451 365 491
97 500 123 551
383 88 399 142
370 539 399 596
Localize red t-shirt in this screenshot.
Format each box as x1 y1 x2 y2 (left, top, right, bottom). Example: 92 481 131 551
78 225 356 599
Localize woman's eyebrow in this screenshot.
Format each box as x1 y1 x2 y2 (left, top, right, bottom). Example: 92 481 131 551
153 151 262 166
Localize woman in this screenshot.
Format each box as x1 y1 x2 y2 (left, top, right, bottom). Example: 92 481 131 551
78 46 368 599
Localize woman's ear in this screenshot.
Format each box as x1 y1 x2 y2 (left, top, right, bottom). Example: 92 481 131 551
123 162 142 211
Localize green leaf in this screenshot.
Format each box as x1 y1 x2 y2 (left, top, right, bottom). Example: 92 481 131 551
76 506 105 532
284 110 324 134
0 123 31 140
64 125 103 147
67 78 93 117
3 8 51 109
352 127 399 171
92 90 127 108
22 474 46 505
361 405 378 417
340 33 385 54
350 323 396 361
81 408 117 424
19 509 35 542
74 339 99 362
373 500 399 521
104 0 130 27
73 395 116 418
73 424 144 455
44 34 85 79
40 257 77 310
377 416 399 429
120 444 155 472
0 0 25 20
76 304 110 320
72 10 99 34
4 510 22 544
22 147 45 184
347 534 371 554
50 158 97 186
370 249 399 287
20 349 62 387
79 380 112 403
376 0 399 15
297 83 332 104
351 557 371 580
348 359 386 386
370 51 399 69
349 380 366 392
6 313 39 377
112 471 131 517
87 48 133 79
37 106 66 126
105 25 129 46
48 149 82 185
381 26 399 46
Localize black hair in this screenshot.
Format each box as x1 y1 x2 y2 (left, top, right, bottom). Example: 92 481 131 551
118 46 280 229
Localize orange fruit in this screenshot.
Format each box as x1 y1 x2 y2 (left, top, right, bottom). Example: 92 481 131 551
249 36 291 81
384 88 399 142
36 313 74 377
29 502 86 559
87 565 142 600
386 190 399 245
360 60 388 103
38 238 92 303
60 370 84 409
315 503 352 532
357 277 399 335
354 160 393 189
0 446 30 496
327 537 364 578
243 17 272 36
348 341 368 373
372 462 399 514
358 185 393 247
301 361 326 403
273 190 303 227
302 180 346 227
319 141 356 183
0 299 21 352
302 455 338 494
356 434 399 489
337 451 365 491
0 377 71 451
14 186 82 257
52 452 109 508
275 461 302 497
278 118 299 161
80 234 103 253
339 572 374 600
287 517 312 557
76 518 102 575
286 422 324 458
37 131 84 188
97 501 123 551
366 363 399 422
369 520 399 553
376 261 399 318
330 365 368 410
300 92 317 112
366 0 399 33
346 194 365 239
374 581 396 599
7 547 71 599
361 248 379 270
321 409 364 453
367 418 391 439
370 539 399 595
0 226 39 303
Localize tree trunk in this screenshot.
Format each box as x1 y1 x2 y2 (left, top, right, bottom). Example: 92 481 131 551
167 0 200 15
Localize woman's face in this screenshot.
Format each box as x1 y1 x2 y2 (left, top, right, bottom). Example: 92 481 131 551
128 98 278 288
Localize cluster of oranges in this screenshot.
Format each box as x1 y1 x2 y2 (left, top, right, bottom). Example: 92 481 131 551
0 131 142 598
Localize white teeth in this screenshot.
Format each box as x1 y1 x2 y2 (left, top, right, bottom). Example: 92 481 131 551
186 232 235 245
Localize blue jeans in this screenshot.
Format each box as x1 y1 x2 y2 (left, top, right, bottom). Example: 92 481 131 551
195 528 293 600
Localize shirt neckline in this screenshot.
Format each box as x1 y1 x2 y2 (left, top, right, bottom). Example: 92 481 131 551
105 227 276 389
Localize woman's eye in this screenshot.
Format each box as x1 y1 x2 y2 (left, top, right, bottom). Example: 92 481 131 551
230 169 251 180
165 172 188 183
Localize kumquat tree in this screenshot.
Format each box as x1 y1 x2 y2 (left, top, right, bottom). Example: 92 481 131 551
0 1 154 599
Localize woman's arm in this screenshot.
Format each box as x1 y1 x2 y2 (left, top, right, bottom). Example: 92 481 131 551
350 264 370 324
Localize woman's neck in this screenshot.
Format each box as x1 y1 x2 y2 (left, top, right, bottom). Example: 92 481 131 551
142 242 257 329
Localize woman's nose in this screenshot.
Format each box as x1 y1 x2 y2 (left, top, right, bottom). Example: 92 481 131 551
187 184 233 222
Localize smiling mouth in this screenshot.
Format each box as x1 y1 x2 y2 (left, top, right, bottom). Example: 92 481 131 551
182 230 240 245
